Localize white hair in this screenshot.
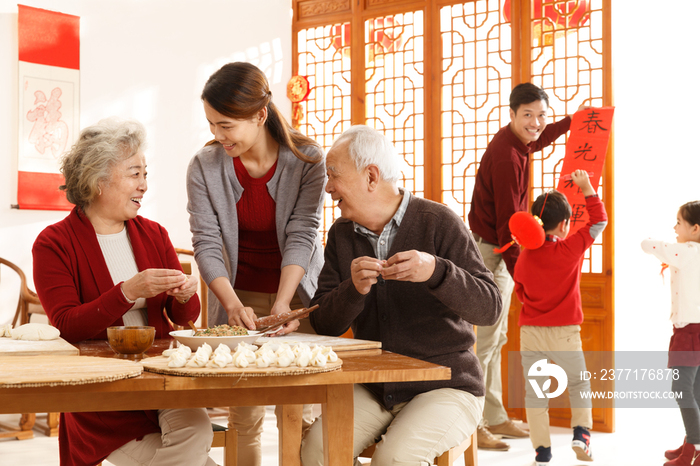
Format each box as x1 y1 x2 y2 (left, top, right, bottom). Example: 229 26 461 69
331 125 400 182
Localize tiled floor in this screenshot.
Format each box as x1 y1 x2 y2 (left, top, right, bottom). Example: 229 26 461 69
0 407 687 465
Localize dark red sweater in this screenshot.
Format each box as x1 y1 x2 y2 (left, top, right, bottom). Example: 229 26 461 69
32 207 200 466
232 156 282 293
468 116 571 276
514 195 607 327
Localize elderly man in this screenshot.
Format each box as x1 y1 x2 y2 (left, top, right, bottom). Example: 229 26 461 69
300 125 502 465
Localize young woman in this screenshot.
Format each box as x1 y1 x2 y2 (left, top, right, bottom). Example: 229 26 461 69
186 62 325 466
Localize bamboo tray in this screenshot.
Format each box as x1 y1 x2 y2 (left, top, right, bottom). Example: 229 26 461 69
142 356 342 377
0 355 142 388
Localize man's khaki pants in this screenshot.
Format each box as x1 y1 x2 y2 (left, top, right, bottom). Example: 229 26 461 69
301 384 484 465
475 238 513 426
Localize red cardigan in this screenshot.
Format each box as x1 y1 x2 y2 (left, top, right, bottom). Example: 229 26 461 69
514 196 607 327
33 207 200 466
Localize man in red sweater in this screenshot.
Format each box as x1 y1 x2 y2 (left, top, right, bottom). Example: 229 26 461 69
514 170 607 465
468 83 572 450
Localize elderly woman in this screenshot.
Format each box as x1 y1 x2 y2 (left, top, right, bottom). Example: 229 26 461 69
32 118 216 466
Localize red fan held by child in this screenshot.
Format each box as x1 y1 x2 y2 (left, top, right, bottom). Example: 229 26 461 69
493 211 546 254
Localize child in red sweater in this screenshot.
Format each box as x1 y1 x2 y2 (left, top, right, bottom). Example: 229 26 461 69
514 169 608 465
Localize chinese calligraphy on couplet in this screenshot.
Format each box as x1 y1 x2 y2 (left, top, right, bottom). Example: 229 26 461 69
555 107 615 236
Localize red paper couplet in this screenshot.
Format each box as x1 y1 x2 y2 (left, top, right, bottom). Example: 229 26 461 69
555 107 614 235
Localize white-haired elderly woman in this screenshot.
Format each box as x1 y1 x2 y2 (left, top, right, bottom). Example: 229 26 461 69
32 118 216 466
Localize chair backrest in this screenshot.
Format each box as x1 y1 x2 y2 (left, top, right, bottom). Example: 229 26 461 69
0 257 46 327
175 248 209 329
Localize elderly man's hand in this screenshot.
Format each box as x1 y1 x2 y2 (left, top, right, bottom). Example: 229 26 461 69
351 256 385 295
382 250 436 283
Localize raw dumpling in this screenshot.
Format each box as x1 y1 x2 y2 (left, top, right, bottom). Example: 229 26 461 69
187 346 211 367
255 351 276 368
207 351 233 368
11 323 60 341
168 351 188 368
0 323 12 338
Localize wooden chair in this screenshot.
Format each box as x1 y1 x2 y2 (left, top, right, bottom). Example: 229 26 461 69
0 257 59 438
359 430 477 466
212 422 237 466
175 248 209 328
1 257 48 327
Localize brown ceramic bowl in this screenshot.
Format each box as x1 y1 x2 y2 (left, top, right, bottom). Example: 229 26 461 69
106 326 155 359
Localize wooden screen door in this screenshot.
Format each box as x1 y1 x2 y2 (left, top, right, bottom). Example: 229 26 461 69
293 0 613 432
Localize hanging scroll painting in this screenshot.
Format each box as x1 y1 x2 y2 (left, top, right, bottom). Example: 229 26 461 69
17 5 80 210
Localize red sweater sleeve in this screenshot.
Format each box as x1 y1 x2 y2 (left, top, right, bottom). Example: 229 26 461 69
33 210 200 343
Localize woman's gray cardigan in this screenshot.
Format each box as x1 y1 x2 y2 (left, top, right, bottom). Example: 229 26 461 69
186 143 326 326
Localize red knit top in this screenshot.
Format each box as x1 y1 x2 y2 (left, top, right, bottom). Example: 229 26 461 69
514 195 607 326
232 156 282 293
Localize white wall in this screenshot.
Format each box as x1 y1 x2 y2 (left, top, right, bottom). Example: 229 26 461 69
611 1 700 351
1 0 699 354
0 0 292 324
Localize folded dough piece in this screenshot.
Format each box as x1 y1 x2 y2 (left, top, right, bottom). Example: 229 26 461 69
168 351 188 368
232 346 256 368
255 350 276 368
187 346 211 367
207 351 233 368
11 323 60 341
0 323 12 338
214 343 232 356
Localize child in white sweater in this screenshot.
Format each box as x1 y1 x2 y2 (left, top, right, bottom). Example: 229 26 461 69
642 200 700 466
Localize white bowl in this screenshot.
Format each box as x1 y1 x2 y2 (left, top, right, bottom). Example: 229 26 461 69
169 329 262 351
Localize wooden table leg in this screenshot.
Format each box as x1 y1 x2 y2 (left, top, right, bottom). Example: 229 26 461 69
33 412 60 437
322 384 354 466
0 414 34 440
279 404 303 466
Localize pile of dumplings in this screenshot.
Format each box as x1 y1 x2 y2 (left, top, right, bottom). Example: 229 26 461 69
163 341 338 369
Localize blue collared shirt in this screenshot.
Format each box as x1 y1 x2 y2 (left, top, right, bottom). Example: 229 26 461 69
353 188 410 260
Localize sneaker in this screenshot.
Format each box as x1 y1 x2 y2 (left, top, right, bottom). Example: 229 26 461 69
666 438 686 461
535 446 552 466
488 418 530 438
572 426 593 461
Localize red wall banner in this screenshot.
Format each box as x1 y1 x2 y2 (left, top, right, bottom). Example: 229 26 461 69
17 5 80 210
555 106 615 235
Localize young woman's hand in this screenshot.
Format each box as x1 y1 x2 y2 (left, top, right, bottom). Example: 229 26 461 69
226 305 257 331
267 302 300 336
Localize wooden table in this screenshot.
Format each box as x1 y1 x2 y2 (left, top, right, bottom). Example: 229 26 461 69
0 339 450 466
